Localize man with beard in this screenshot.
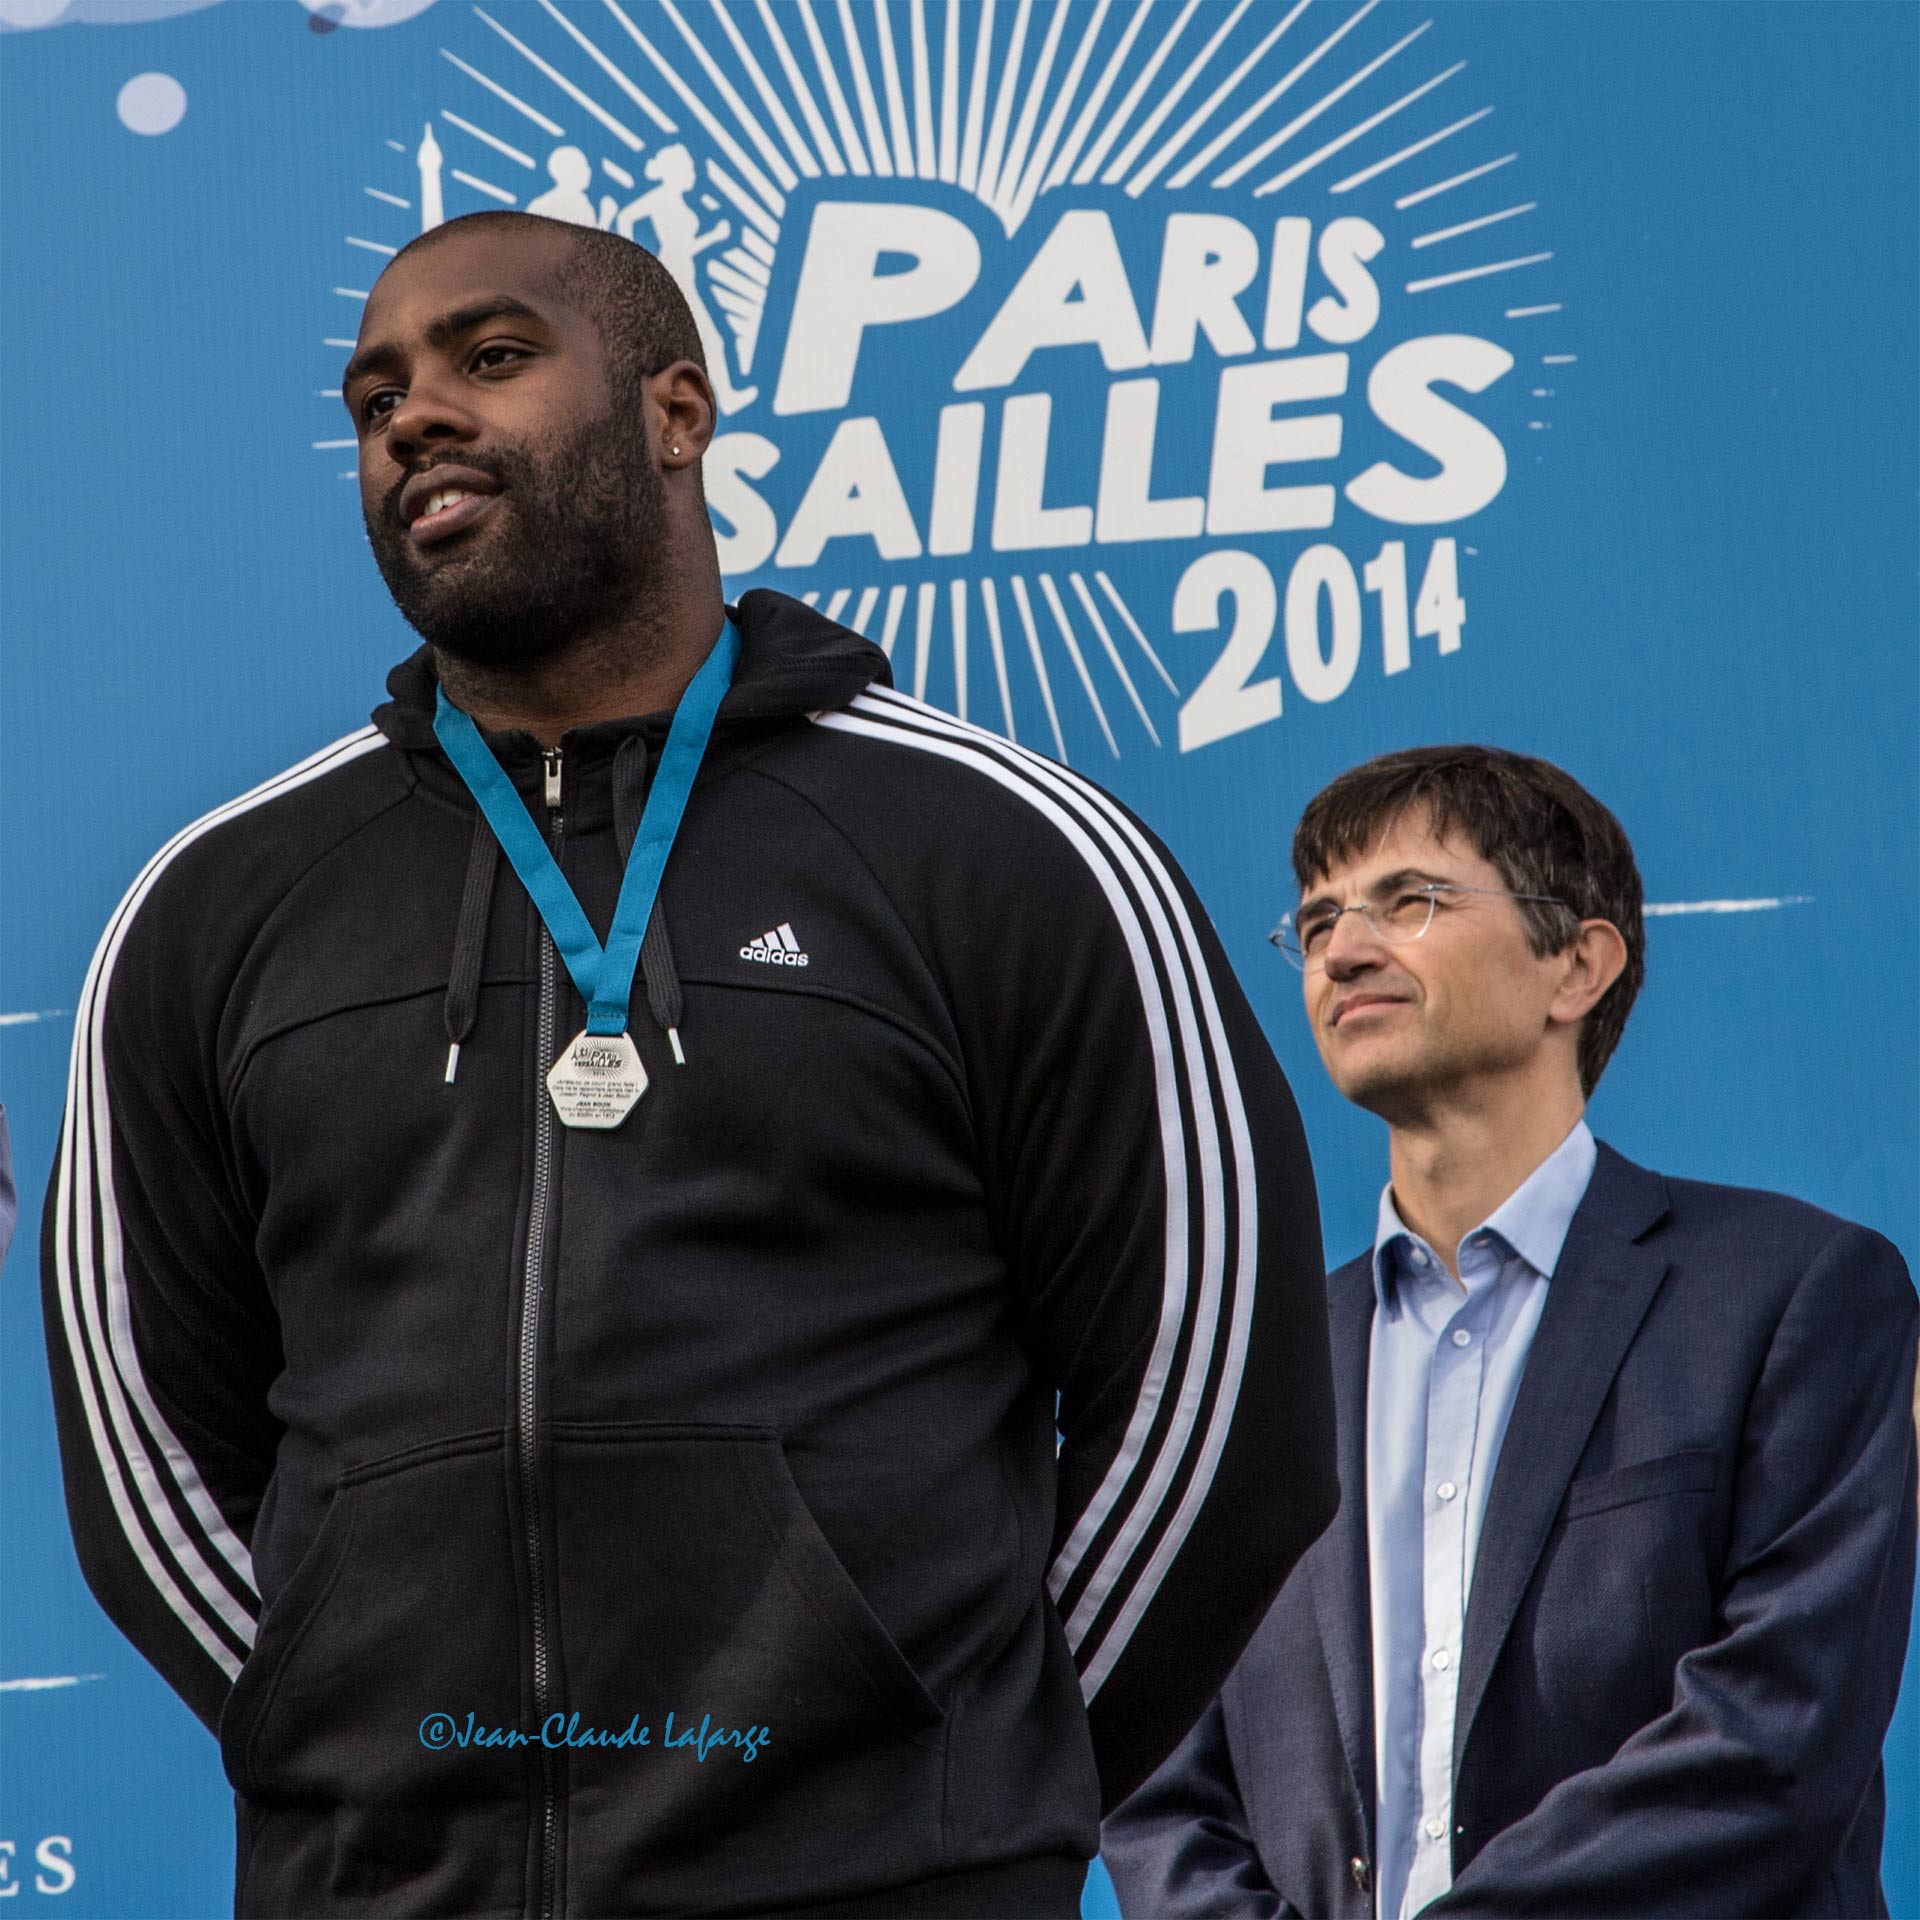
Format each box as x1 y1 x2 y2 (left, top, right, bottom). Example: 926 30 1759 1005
42 213 1337 1919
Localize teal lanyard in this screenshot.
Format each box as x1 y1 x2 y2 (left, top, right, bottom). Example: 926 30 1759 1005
432 620 741 1037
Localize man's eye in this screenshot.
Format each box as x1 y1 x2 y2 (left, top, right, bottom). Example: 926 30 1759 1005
361 389 400 424
472 344 524 371
1298 917 1337 952
1382 892 1434 928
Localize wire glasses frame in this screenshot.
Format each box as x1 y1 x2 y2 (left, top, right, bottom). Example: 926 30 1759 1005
1269 883 1573 970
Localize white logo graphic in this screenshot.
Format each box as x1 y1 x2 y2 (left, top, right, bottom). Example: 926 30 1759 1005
740 922 810 967
320 4 1573 764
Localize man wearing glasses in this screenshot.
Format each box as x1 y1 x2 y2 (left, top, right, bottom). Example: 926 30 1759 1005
1102 744 1918 1918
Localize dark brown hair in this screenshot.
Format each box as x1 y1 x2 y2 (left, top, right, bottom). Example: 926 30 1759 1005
1292 745 1645 1093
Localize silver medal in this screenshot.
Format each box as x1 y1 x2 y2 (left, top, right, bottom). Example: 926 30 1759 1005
546 1028 648 1129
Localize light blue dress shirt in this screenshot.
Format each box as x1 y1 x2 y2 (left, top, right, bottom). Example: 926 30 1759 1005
1366 1120 1597 1920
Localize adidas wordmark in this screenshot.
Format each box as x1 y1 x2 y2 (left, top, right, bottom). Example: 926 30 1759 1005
740 922 810 967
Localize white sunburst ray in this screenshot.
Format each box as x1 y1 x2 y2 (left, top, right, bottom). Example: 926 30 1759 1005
1170 0 1382 191
1338 114 1499 199
1001 0 1120 234
440 109 538 171
907 0 939 178
1252 57 1464 198
1069 572 1160 747
823 588 854 621
833 0 898 178
701 0 825 179
651 0 800 192
977 577 1018 741
1404 250 1550 295
791 0 873 176
937 0 961 181
1097 0 1255 186
474 6 646 152
983 0 1074 218
866 0 918 175
712 287 759 324
948 578 970 723
719 244 772 286
1409 201 1536 250
1094 570 1181 696
1006 575 1069 763
976 0 1037 210
601 0 790 219
912 581 939 701
1037 0 1157 192
440 48 565 140
957 0 996 192
1122 0 1311 197
749 0 848 176
706 161 782 245
851 586 882 636
708 260 768 305
530 0 677 136
1212 14 1429 192
1069 0 1204 185
740 227 777 265
450 169 518 206
1036 572 1120 759
878 583 910 658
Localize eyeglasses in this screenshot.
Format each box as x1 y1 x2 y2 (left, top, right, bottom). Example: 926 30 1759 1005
1269 883 1571 970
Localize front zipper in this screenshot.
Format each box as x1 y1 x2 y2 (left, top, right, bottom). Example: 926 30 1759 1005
521 747 562 1918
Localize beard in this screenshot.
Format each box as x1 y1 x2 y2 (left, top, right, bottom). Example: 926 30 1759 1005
365 404 668 669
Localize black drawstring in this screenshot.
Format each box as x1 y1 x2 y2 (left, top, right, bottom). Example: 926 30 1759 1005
443 807 501 1085
613 736 689 1065
640 913 687 1065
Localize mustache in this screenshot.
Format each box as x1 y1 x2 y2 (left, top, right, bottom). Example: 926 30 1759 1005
380 450 516 531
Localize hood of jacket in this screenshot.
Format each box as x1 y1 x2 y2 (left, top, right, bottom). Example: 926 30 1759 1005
370 586 892 760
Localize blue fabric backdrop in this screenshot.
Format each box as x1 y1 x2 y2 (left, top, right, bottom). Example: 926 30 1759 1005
2 3 1914 1913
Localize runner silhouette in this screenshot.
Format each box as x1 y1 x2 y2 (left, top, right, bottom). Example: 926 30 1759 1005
610 145 757 413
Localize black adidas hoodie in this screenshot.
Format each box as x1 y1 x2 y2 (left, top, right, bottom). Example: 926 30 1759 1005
43 590 1336 1919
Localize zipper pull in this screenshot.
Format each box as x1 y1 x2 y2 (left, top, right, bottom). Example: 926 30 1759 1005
543 748 563 809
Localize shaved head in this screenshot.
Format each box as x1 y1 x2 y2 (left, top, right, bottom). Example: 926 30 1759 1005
389 211 705 410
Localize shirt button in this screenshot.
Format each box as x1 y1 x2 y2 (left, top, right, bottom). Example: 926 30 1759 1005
1425 1816 1446 1841
1432 1649 1452 1671
1451 1328 1471 1347
1436 1481 1457 1501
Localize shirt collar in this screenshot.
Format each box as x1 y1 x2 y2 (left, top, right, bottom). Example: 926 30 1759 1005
1371 1119 1598 1310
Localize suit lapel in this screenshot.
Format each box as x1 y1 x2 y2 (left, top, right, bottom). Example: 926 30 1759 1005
1452 1144 1672 1776
1310 1258 1378 1827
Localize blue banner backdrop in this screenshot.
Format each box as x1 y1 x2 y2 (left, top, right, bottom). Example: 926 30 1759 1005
2 2 1915 1913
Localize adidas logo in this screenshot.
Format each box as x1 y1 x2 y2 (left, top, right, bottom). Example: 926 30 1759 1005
739 922 810 968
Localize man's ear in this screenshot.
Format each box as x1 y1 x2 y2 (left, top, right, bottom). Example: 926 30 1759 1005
1550 920 1629 1028
649 360 717 467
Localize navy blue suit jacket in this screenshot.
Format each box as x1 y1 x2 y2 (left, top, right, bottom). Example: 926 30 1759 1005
1103 1144 1918 1918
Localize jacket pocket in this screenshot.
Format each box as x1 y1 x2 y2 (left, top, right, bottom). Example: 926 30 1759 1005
221 1432 526 1806
550 1422 949 1916
1562 1448 1717 1520
1534 1450 1718 1742
219 1433 531 1915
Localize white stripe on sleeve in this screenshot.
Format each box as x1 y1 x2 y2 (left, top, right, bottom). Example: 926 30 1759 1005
817 690 1257 1698
53 727 388 1679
